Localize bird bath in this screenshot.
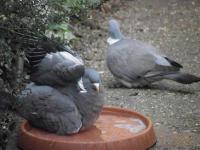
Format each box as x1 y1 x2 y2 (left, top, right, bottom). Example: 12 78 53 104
18 107 156 150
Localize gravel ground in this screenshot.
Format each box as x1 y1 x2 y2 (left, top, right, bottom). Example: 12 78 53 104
3 0 200 149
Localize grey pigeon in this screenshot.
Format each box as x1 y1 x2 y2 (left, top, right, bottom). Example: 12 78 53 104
106 19 200 88
0 69 104 135
26 38 85 88
57 68 104 131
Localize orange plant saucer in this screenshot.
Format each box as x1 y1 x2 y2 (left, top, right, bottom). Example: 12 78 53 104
18 107 156 150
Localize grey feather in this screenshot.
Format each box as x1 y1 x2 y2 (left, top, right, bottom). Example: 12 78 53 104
25 37 84 86
18 83 82 135
107 19 200 87
57 68 104 130
159 72 200 84
31 52 84 86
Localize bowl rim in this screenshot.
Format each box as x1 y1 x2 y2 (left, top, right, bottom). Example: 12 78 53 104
20 106 155 144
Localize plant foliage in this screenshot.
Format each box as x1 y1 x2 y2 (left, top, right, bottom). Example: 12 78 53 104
0 0 104 91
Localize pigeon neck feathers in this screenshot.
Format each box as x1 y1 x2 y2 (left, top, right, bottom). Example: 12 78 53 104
107 19 124 45
107 37 120 45
78 78 87 93
80 68 101 93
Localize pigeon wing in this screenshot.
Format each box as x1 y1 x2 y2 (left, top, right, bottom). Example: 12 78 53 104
19 84 82 135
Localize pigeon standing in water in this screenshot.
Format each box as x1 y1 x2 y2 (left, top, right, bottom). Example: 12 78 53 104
106 19 200 88
0 69 104 135
57 68 104 131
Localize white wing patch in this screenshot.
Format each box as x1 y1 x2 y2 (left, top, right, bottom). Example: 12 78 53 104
59 52 83 65
155 54 171 66
45 53 53 59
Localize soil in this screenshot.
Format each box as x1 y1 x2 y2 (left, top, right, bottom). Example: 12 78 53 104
1 0 200 149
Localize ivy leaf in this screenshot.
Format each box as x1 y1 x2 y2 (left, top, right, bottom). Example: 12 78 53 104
46 23 75 42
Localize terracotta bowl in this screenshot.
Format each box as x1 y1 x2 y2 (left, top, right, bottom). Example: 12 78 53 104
18 107 156 150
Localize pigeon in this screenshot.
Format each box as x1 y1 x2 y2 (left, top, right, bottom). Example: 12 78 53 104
106 19 200 88
57 68 104 131
0 27 85 89
0 68 104 135
26 37 85 88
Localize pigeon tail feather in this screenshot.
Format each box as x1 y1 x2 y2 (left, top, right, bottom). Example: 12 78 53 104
162 72 200 84
144 72 200 84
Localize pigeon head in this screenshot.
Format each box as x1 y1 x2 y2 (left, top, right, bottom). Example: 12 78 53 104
83 68 101 93
107 19 124 45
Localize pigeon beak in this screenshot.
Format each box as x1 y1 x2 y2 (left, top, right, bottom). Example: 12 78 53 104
93 83 100 93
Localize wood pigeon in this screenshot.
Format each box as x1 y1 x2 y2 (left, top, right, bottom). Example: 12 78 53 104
0 69 104 135
106 19 200 88
26 37 85 90
0 29 104 135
